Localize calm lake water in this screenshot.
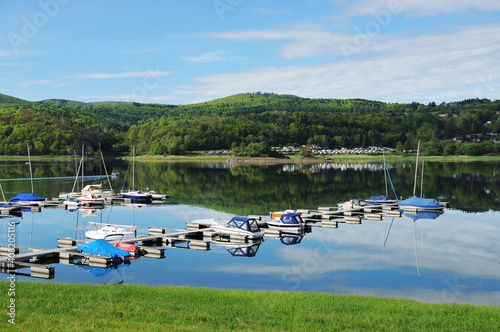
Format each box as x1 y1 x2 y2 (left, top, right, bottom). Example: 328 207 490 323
1 159 499 305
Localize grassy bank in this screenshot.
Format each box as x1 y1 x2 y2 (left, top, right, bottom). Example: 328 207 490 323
2 282 499 330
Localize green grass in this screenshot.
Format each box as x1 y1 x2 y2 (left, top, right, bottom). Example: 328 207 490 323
2 282 499 331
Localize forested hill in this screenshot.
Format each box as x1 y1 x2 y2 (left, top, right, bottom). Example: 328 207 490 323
1 92 499 156
37 93 389 125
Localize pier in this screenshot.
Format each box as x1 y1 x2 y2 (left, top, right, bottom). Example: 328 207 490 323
0 227 214 279
0 195 445 280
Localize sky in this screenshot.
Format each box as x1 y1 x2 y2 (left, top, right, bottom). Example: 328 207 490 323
1 0 499 105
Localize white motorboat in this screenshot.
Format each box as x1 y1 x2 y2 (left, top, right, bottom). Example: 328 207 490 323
60 197 83 207
77 195 106 206
82 184 114 198
85 222 138 241
267 212 304 229
194 217 264 240
146 190 168 200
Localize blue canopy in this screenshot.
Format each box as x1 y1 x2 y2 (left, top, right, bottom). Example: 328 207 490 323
367 195 389 201
398 195 444 209
80 262 131 277
77 239 131 261
226 243 261 257
227 217 261 232
280 234 303 245
279 213 302 225
9 193 46 202
405 210 443 221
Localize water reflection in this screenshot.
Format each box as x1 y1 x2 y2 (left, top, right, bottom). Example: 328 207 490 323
1 160 499 214
78 262 130 284
0 161 499 305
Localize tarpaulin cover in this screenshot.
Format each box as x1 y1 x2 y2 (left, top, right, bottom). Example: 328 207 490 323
405 211 443 221
9 193 46 202
398 195 444 209
367 196 389 201
77 239 131 261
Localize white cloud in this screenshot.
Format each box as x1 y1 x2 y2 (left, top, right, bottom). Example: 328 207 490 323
18 79 56 87
175 23 500 103
341 0 500 17
182 50 244 64
67 71 172 80
78 94 177 104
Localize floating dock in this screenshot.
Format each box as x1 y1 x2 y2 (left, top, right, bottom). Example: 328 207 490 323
0 227 214 279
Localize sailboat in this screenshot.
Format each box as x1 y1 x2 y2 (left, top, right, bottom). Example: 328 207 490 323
120 147 152 203
81 143 115 199
9 143 46 206
398 141 444 211
59 146 86 200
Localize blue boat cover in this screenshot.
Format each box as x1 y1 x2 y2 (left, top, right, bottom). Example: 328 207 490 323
77 239 131 261
398 195 444 209
9 193 46 202
279 213 302 225
227 243 260 257
227 217 261 232
280 235 302 245
405 210 443 221
367 196 389 201
80 262 131 277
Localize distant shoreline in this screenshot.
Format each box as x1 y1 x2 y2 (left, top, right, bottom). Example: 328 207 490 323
0 154 499 163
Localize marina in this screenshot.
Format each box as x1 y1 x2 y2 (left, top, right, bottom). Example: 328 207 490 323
0 159 498 306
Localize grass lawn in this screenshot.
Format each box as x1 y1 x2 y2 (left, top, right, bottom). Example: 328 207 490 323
2 282 499 330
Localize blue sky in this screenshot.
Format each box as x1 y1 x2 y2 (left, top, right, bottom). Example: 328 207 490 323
1 0 499 105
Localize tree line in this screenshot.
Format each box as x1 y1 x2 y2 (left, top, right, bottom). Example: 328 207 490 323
1 92 499 156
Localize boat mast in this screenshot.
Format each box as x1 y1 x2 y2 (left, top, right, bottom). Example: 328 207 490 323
132 146 135 191
99 143 113 192
420 159 425 198
383 150 388 197
81 144 84 190
27 143 34 194
413 141 420 196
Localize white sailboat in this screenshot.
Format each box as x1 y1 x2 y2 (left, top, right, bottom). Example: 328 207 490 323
120 147 152 202
8 143 46 206
398 141 444 211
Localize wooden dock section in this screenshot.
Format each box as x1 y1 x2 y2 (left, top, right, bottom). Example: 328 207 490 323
0 204 23 215
0 227 216 279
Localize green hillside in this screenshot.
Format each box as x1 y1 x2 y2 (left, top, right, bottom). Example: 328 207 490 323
0 93 33 107
1 92 499 156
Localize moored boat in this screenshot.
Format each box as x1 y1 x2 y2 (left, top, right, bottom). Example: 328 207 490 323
9 193 46 206
365 195 399 205
120 147 152 203
120 190 152 203
146 190 169 200
82 184 114 198
77 239 131 261
60 197 83 207
85 222 138 241
267 212 304 229
398 195 444 211
77 195 106 206
193 216 264 240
